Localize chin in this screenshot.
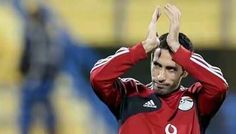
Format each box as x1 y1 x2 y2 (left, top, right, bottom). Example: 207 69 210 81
158 92 169 96
155 89 169 96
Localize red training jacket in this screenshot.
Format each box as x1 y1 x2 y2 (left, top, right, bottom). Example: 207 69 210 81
90 43 228 134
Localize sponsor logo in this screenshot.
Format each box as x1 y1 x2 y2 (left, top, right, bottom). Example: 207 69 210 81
165 124 177 134
143 100 157 108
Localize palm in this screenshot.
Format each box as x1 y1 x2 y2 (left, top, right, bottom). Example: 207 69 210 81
142 7 161 53
164 4 181 52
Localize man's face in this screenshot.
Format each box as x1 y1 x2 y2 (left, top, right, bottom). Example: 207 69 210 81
151 48 186 95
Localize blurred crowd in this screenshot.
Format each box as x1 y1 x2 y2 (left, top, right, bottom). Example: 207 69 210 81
0 0 117 134
0 0 235 134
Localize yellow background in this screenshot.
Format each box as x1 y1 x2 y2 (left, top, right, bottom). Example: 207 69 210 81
0 0 235 134
48 0 236 48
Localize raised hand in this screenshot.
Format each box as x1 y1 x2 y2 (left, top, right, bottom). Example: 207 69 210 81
142 6 161 53
164 4 181 52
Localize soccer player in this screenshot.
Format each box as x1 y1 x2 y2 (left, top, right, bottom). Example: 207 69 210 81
90 4 228 134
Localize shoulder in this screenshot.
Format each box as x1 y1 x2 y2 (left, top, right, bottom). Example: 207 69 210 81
185 82 203 94
118 78 153 96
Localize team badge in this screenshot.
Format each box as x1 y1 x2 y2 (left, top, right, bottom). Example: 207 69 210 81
178 96 193 111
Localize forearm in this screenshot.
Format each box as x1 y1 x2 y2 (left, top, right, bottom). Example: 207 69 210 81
172 46 228 89
172 46 228 115
90 43 147 97
91 43 146 79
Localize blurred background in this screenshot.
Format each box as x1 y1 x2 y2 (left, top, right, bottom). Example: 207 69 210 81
0 0 235 134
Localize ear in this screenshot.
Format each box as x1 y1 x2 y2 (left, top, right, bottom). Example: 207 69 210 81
181 71 188 78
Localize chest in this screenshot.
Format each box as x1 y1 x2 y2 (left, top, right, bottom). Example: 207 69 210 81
119 93 200 134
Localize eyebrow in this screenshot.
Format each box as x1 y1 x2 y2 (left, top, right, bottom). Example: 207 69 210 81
153 61 162 67
153 61 177 70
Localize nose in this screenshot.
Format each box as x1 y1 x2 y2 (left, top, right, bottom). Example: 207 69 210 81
157 69 166 83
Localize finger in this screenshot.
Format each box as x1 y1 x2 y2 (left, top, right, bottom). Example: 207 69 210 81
166 4 174 14
164 6 172 22
164 4 180 23
172 5 181 19
151 6 161 23
172 5 181 18
169 4 181 19
164 4 180 36
171 6 181 25
171 4 181 14
148 7 160 37
166 4 180 16
151 8 158 22
156 6 161 20
164 4 174 19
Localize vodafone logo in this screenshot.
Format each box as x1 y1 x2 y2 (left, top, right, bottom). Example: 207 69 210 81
165 124 177 134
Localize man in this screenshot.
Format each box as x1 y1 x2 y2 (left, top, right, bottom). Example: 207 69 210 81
14 1 64 133
90 4 228 134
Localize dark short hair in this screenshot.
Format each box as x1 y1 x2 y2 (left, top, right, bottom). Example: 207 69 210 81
151 32 193 60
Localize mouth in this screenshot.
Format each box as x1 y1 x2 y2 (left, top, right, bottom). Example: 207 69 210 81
157 86 165 89
152 82 169 90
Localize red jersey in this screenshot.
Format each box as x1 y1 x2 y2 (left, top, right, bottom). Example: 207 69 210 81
90 43 228 134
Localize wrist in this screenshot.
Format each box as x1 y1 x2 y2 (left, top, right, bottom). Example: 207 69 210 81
169 42 180 52
142 40 153 53
142 39 159 53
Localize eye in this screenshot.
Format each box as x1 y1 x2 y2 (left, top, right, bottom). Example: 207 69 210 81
166 67 177 72
169 68 176 72
153 61 161 67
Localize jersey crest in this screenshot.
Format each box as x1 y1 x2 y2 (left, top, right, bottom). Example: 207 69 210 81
178 96 193 111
